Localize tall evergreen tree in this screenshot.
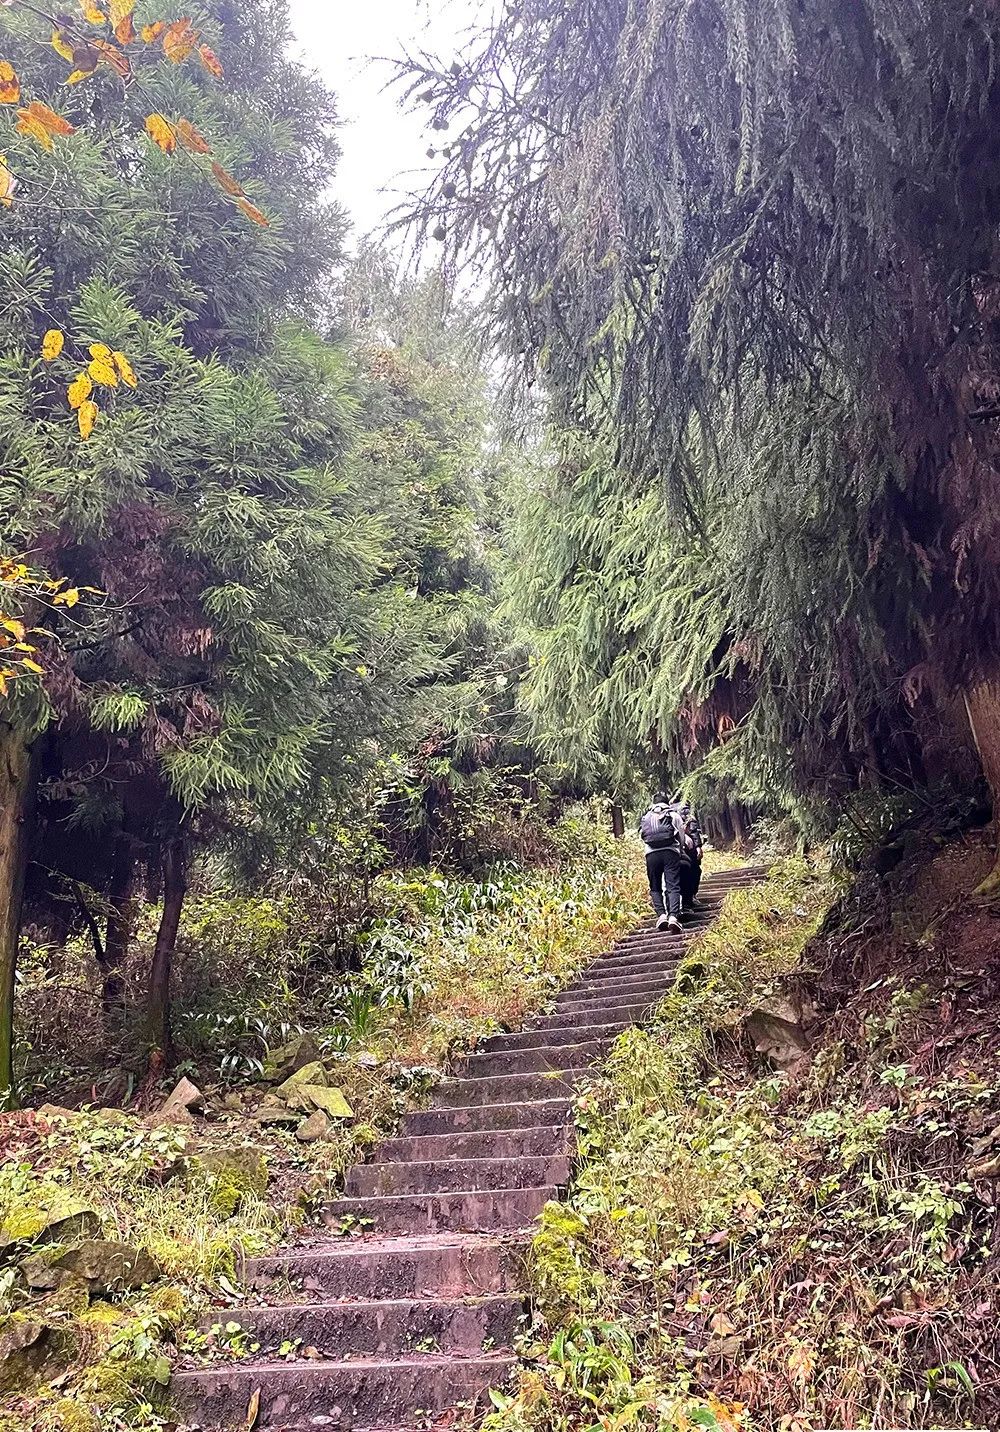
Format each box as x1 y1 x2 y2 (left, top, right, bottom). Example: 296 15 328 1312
402 0 1000 871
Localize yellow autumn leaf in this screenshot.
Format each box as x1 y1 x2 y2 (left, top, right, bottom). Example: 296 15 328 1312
67 371 93 408
21 658 44 675
237 197 270 228
141 20 165 42
176 117 210 154
88 356 118 387
0 157 16 209
41 329 64 361
162 17 198 64
51 588 80 607
16 111 53 150
145 113 176 154
198 44 223 79
88 342 112 360
80 1 107 22
51 30 75 62
112 351 137 387
109 0 134 26
0 61 19 105
211 161 243 197
77 399 98 439
16 101 75 150
2 619 26 640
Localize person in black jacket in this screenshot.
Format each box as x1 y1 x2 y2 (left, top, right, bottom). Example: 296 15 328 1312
638 796 684 933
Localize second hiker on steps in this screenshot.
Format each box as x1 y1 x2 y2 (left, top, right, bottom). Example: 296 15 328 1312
639 794 688 934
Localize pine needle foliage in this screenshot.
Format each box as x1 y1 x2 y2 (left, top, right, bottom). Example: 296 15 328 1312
402 0 1000 816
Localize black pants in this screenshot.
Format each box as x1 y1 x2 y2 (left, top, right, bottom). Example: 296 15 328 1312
680 855 702 907
645 847 682 918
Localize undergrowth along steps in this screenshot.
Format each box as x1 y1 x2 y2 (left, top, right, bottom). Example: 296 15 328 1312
174 864 769 1431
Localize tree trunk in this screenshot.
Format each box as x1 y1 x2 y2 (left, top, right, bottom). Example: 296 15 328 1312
102 839 136 1015
611 803 625 839
965 679 1000 893
146 836 187 1063
0 722 39 1108
731 803 749 851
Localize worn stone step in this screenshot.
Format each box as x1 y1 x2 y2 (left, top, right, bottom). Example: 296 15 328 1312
584 956 679 983
374 1124 571 1165
458 1039 606 1078
554 975 670 1006
402 1098 572 1136
527 999 653 1029
349 1153 570 1198
433 1069 577 1107
480 1021 630 1053
172 1353 515 1428
571 967 676 995
206 1293 525 1358
324 1184 558 1236
244 1234 523 1302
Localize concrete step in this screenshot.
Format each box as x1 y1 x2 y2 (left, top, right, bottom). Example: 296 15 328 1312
433 1069 577 1107
375 1124 571 1164
244 1234 523 1302
348 1153 571 1198
324 1184 558 1236
402 1097 572 1136
480 1021 631 1053
207 1293 524 1358
172 1353 515 1429
458 1039 607 1078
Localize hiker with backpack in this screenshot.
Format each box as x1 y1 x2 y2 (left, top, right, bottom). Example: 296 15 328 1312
677 801 705 911
639 795 686 933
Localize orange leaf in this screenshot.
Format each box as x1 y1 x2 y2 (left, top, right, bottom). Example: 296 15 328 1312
92 39 130 77
211 160 243 197
198 44 223 79
0 156 16 208
145 113 176 154
16 112 53 151
176 118 210 154
77 399 98 439
0 61 20 106
41 329 64 361
112 351 137 388
114 13 134 44
162 17 198 64
88 356 119 386
67 372 93 408
51 30 76 62
141 20 165 42
237 197 269 228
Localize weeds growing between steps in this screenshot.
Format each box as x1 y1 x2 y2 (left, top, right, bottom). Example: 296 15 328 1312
0 805 646 1432
488 848 1000 1432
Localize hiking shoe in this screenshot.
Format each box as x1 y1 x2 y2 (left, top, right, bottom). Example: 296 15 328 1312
667 916 683 935
656 913 671 931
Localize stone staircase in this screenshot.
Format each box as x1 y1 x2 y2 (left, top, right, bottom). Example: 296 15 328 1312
174 865 767 1430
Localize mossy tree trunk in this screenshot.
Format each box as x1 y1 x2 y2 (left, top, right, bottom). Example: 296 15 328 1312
0 720 39 1108
102 836 136 1016
146 835 187 1066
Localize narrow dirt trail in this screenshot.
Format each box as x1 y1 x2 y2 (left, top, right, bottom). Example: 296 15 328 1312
174 865 768 1430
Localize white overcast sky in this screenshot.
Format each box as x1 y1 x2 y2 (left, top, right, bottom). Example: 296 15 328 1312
286 0 481 244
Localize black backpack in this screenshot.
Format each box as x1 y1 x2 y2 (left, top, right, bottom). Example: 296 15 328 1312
639 804 681 849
